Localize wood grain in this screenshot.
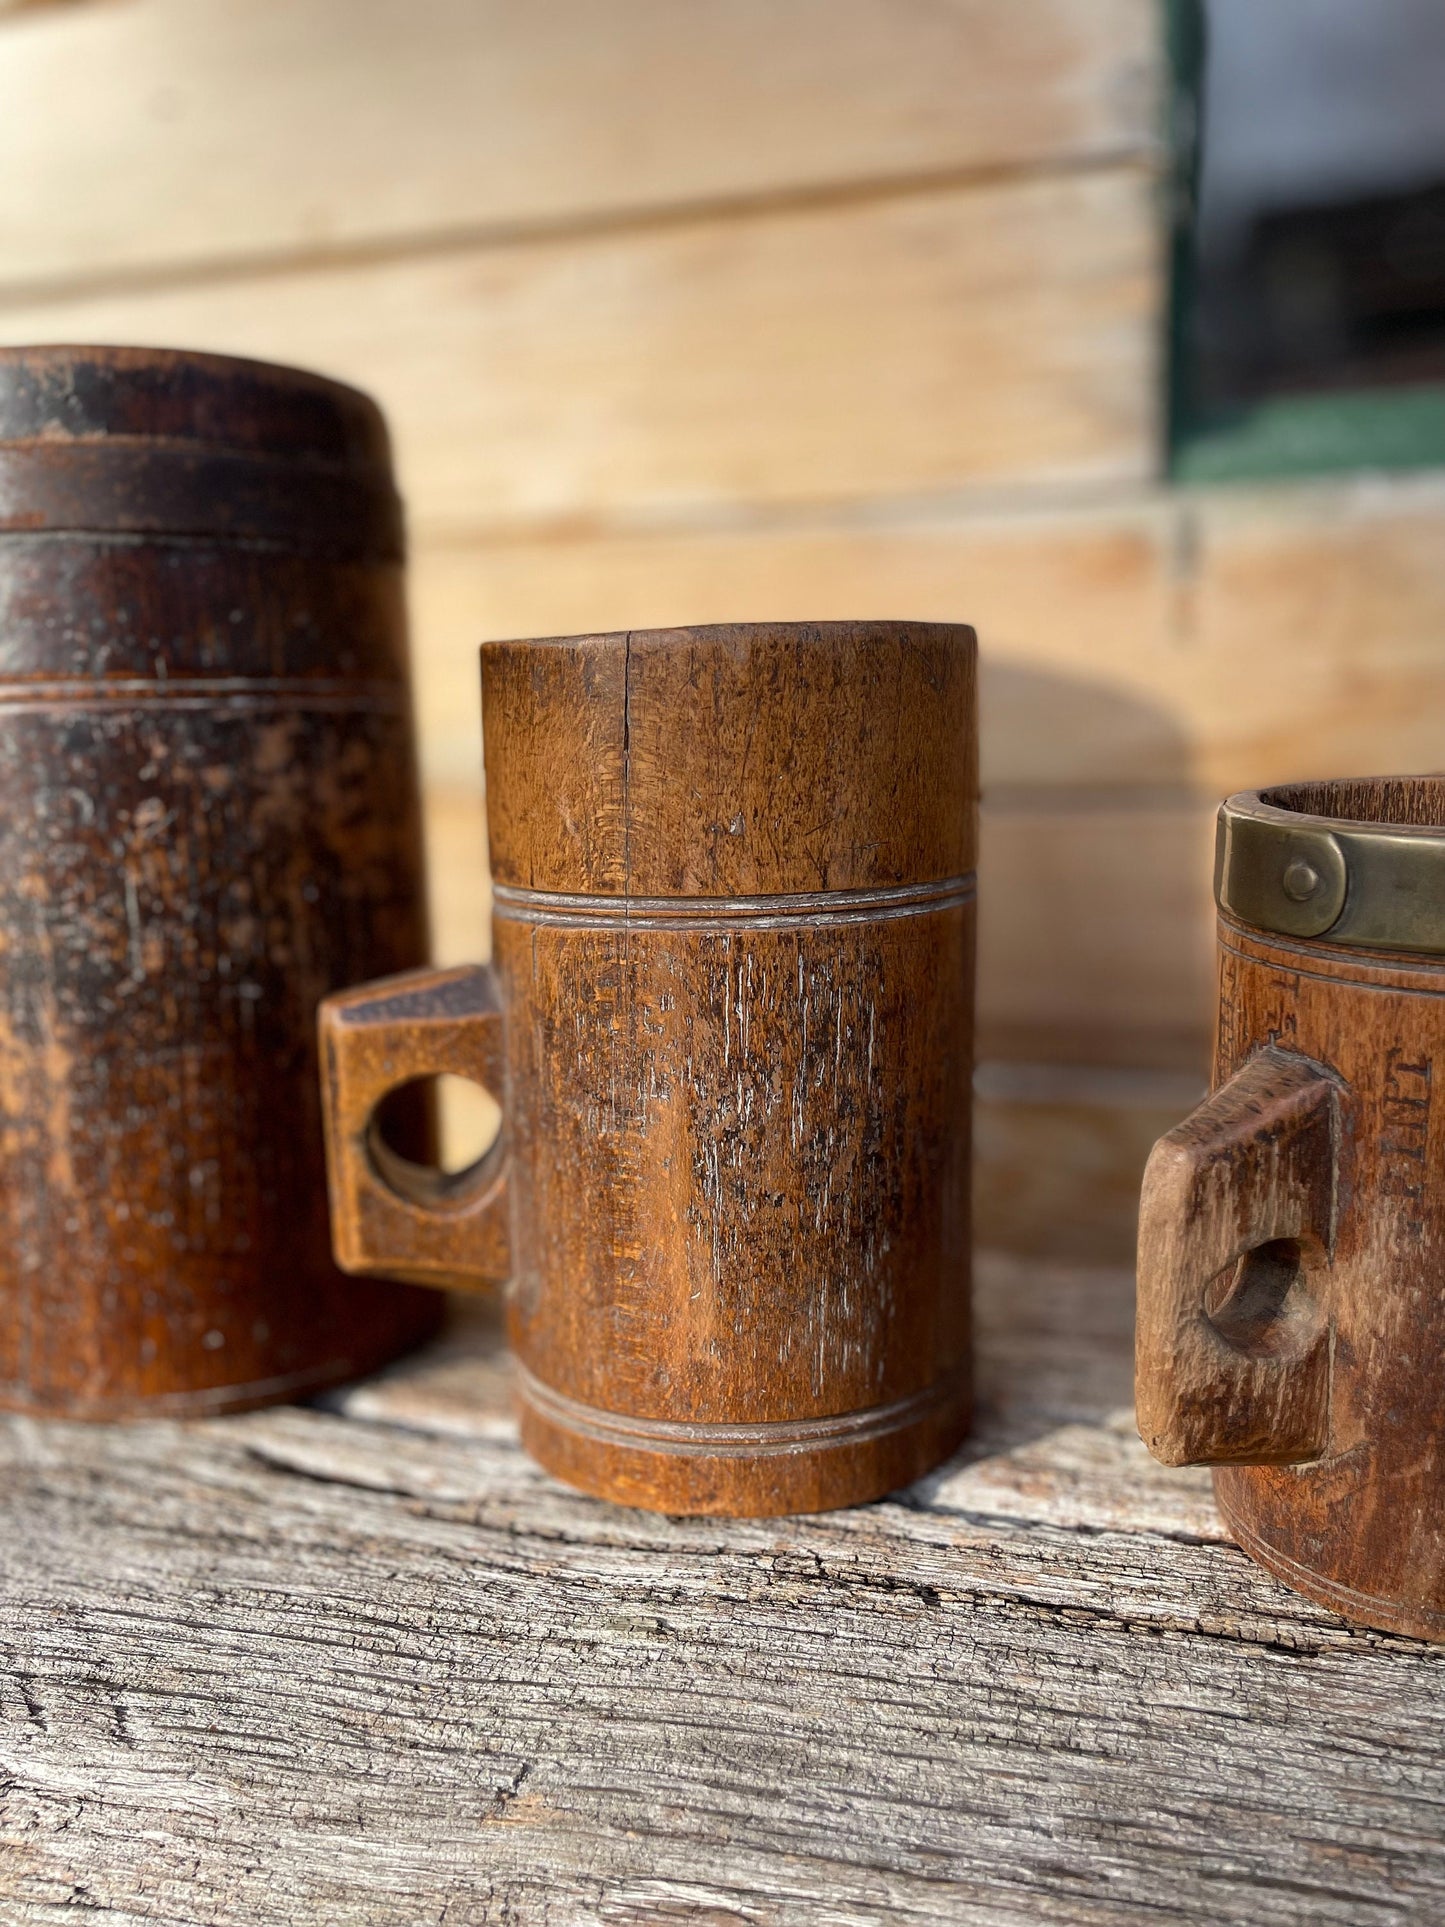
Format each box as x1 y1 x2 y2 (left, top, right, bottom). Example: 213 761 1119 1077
0 0 1160 294
325 623 977 1516
0 169 1160 533
1138 1047 1338 1469
0 345 438 1418
5 1254 1445 1925
978 799 1216 1069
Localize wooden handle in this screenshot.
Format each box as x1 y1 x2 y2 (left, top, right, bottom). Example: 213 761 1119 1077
1136 1047 1340 1467
318 964 511 1293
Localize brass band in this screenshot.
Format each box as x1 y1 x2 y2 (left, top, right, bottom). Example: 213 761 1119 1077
1216 784 1445 954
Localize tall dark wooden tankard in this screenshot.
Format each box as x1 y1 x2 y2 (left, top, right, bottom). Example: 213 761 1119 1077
0 345 438 1417
1139 776 1445 1639
321 621 976 1516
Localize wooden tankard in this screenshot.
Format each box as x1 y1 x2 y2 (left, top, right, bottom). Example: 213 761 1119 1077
321 620 976 1515
0 345 438 1417
1139 776 1445 1639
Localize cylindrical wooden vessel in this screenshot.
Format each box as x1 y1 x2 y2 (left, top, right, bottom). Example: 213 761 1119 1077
321 621 976 1515
1138 776 1445 1639
0 344 440 1417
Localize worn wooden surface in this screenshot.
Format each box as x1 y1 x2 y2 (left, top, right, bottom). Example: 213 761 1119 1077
3 1248 1443 1924
325 624 977 1516
973 1061 1204 1261
0 345 438 1418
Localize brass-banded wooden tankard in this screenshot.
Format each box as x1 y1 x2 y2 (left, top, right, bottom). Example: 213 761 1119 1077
321 620 976 1516
0 345 438 1417
1139 776 1445 1639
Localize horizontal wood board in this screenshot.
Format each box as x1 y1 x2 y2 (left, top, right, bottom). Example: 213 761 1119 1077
4 1254 1444 1924
973 1066 1203 1261
409 474 1445 795
0 169 1160 531
0 0 1160 293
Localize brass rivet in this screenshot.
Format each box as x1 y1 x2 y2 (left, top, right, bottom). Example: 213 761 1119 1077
1282 858 1321 902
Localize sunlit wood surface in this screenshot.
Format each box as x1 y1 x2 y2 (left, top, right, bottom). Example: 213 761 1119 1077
4 1253 1442 1923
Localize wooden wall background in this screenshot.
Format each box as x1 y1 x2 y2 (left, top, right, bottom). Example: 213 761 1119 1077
3 0 1443 1255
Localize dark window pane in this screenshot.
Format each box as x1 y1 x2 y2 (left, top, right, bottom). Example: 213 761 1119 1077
1194 0 1445 411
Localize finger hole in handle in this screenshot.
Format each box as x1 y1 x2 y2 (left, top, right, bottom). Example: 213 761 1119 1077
367 1072 505 1212
1203 1237 1328 1361
1136 1046 1341 1467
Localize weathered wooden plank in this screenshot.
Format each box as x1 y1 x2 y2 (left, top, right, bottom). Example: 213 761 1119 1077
974 1066 1202 1262
3 1256 1444 1924
410 474 1445 793
0 0 1161 294
423 783 490 968
408 504 1180 791
252 1394 1229 1564
978 799 1217 1068
1185 478 1445 789
419 786 503 1173
0 169 1160 533
13 1429 1441 1925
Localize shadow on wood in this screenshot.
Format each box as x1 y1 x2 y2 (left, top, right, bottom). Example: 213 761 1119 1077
976 658 1212 1262
322 1250 1148 1524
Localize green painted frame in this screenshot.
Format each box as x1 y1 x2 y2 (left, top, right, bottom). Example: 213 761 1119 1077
1164 0 1445 484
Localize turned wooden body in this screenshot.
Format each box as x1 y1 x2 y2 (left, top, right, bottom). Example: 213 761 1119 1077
322 620 976 1515
0 345 438 1417
1138 777 1445 1639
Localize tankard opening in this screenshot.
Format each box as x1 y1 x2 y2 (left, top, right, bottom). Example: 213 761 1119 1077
1262 775 1445 830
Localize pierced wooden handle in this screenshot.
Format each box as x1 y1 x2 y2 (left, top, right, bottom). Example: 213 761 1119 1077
1136 1047 1341 1467
318 963 510 1293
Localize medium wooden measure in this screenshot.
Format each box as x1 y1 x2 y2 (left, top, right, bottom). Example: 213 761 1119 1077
322 620 977 1515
